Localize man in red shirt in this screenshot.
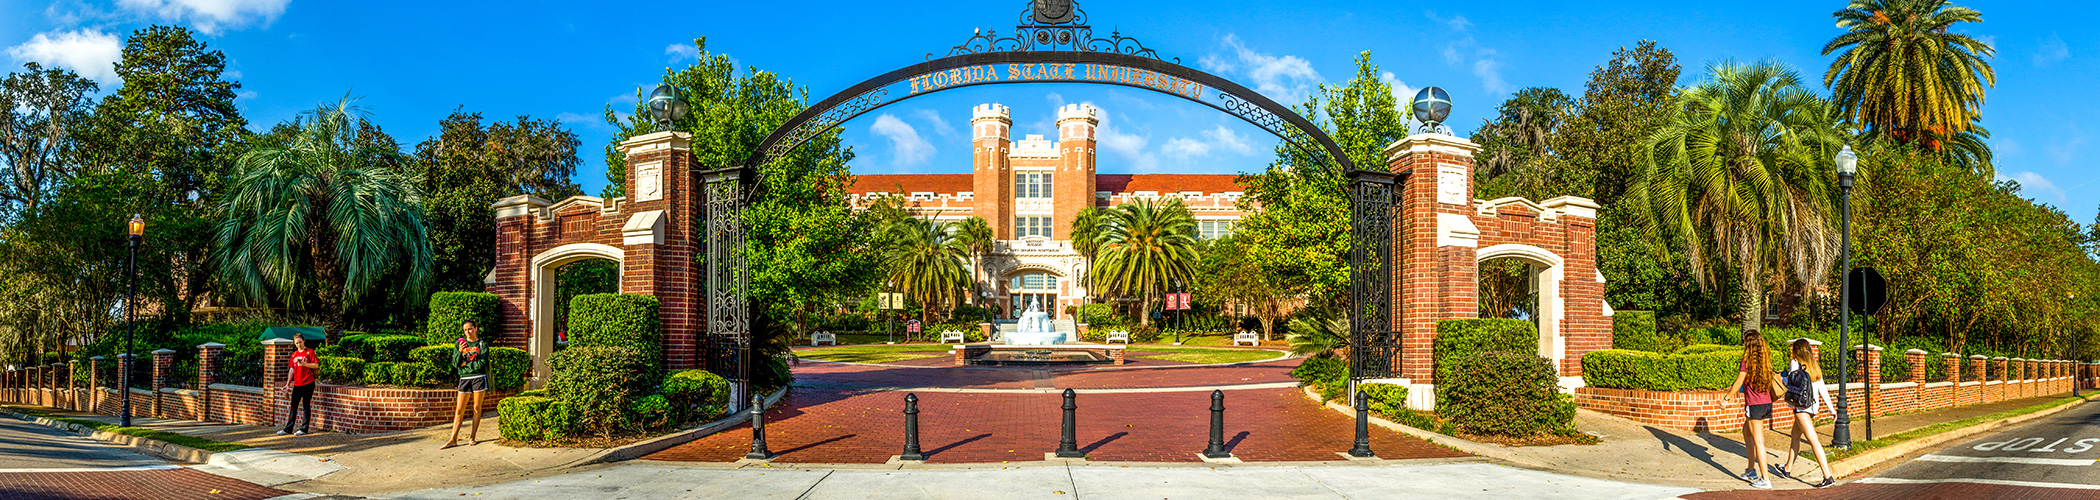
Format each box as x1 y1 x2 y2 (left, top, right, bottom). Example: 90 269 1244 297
279 335 321 436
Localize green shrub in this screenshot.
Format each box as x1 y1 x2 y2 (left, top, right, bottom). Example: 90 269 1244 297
1442 351 1576 437
1361 382 1452 434
335 333 388 360
410 345 451 369
1291 355 1348 402
1674 344 1738 355
1610 311 1661 352
568 294 662 365
548 346 659 434
488 347 530 391
1434 319 1536 407
363 362 441 387
365 335 431 363
317 345 354 359
1076 303 1119 326
627 394 674 431
318 356 364 384
1127 324 1161 343
427 292 503 343
662 369 731 421
497 396 580 441
1581 348 1756 391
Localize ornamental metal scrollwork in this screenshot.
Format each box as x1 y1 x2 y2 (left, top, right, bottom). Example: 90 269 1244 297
703 169 752 386
1347 170 1399 379
1216 91 1335 174
935 2 1174 63
758 86 891 170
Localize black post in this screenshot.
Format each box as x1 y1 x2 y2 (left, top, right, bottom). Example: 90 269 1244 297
1833 169 1854 450
122 232 138 427
745 393 770 459
900 393 926 461
1348 391 1375 458
1203 389 1229 459
1055 388 1082 458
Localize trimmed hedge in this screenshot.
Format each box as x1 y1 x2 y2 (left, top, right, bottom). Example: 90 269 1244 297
627 394 674 430
1610 311 1661 352
662 369 731 421
409 345 451 369
1361 382 1452 434
568 294 662 365
1434 319 1536 407
364 335 431 363
488 347 530 391
548 345 660 434
1674 344 1737 355
1441 351 1577 437
363 362 442 387
427 292 503 343
497 396 580 441
1581 348 1748 391
318 356 364 384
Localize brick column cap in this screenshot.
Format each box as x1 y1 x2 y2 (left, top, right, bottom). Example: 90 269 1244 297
116 353 134 359
1857 344 1883 351
1382 132 1483 161
1992 356 2008 361
1971 354 1988 360
1942 352 1959 357
151 349 175 355
1906 349 1928 355
616 130 693 156
262 338 295 346
1791 338 1823 346
89 356 104 361
198 342 225 349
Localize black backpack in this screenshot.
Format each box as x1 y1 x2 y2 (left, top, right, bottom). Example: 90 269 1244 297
1783 366 1815 409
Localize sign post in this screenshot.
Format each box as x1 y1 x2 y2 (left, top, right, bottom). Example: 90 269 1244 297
1846 267 1888 441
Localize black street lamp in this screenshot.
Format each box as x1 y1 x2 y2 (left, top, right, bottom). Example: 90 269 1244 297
646 84 688 129
1832 145 1857 450
122 214 143 427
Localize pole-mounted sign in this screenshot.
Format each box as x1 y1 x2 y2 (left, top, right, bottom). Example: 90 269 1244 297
1847 267 1887 316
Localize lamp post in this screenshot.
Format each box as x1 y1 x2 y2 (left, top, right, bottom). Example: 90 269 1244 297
122 214 143 427
1832 145 1857 450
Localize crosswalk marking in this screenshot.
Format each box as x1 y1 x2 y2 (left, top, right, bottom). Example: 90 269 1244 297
1916 454 2097 466
1859 477 2100 490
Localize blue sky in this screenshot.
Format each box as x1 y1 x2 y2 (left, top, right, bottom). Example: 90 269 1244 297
3 0 2095 222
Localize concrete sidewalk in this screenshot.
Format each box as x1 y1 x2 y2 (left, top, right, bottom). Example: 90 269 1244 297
369 460 1703 500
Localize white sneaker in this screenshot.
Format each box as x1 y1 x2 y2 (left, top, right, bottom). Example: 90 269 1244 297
276 430 289 435
293 430 307 436
1750 477 1772 489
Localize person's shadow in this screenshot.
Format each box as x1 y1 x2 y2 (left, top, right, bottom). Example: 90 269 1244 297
1646 426 1737 477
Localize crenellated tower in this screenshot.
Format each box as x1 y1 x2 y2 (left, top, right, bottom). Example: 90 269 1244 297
972 103 1014 239
1052 103 1099 239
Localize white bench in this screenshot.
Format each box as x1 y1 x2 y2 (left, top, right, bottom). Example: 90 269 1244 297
1233 331 1260 346
940 331 966 344
1105 331 1130 344
810 331 837 346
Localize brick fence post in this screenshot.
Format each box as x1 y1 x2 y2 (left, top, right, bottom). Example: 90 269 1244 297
87 357 102 413
67 360 79 411
41 364 52 406
152 349 174 418
1860 345 1882 416
1992 357 2009 402
198 343 222 423
263 338 293 422
1905 349 1926 382
1971 355 1987 383
1943 353 1960 382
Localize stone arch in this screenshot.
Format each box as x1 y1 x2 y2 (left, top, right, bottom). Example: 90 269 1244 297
1475 243 1566 369
526 243 624 382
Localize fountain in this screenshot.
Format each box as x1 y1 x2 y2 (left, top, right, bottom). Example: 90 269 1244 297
1003 297 1066 345
953 296 1123 366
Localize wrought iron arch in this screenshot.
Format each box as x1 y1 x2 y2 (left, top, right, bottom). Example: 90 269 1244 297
700 1 1403 401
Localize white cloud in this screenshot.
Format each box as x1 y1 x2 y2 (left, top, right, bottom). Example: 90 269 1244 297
556 112 597 124
1998 171 2067 205
1162 137 1210 159
118 0 290 34
665 43 698 63
1200 34 1321 103
1093 108 1156 171
1382 71 1418 114
1473 56 1511 95
2036 33 2070 67
1162 124 1256 162
870 113 934 167
1427 10 1511 96
1203 124 1254 156
6 29 123 84
913 109 955 138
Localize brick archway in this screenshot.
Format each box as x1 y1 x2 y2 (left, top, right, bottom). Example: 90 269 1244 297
1385 133 1609 410
488 132 702 386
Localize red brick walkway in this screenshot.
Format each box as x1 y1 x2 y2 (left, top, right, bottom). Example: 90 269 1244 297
789 356 1300 391
0 468 287 500
646 386 1466 464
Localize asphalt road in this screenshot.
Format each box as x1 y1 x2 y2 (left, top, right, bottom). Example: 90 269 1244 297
0 414 287 500
1692 397 2100 499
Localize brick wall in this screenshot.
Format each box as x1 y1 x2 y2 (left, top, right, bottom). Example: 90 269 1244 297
1577 350 2080 432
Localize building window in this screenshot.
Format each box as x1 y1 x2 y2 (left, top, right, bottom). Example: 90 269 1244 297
1016 172 1053 198
1015 216 1051 238
1010 272 1056 291
1197 220 1234 240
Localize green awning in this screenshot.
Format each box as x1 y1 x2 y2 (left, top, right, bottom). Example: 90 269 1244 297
259 326 326 341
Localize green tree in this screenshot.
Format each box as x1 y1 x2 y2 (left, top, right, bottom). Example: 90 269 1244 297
1090 197 1200 326
1069 206 1103 303
0 63 97 220
950 216 995 304
877 217 973 328
213 98 433 327
1822 0 1995 175
1632 61 1847 332
1472 87 1579 201
1194 236 1292 340
411 110 583 292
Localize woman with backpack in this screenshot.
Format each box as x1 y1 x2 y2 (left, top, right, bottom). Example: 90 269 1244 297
1771 338 1837 488
1725 330 1786 489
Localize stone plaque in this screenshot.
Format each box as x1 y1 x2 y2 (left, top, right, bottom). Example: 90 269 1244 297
1436 165 1467 206
635 161 663 202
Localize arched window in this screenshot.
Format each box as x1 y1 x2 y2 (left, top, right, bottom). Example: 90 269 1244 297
1010 272 1055 291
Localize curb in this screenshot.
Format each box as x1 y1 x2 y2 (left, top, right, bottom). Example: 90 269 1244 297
1827 392 2095 478
576 386 791 466
2 408 216 463
1300 387 1549 469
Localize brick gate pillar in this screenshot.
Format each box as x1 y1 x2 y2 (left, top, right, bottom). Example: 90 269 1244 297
198 343 221 422
152 349 173 418
615 131 700 370
1387 133 1482 384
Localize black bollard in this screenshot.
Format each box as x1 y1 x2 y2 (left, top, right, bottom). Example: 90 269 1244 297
745 393 771 459
1347 391 1375 457
900 393 926 461
1055 388 1083 458
1203 389 1230 459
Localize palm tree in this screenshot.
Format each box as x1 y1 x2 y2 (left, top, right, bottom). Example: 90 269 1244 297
1089 198 1200 326
951 216 995 309
1069 207 1103 303
214 98 432 326
1822 0 1995 175
878 217 972 329
1633 61 1846 333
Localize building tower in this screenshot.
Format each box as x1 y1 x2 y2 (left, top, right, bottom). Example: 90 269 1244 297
972 103 1014 239
1052 103 1099 239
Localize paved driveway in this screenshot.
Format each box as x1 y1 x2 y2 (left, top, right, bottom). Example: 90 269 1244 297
0 415 286 500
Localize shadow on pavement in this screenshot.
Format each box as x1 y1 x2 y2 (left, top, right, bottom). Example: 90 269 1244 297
1647 426 1738 477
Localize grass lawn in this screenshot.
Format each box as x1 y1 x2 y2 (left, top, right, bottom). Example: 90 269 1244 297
20 410 249 452
1128 346 1284 364
797 344 955 364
